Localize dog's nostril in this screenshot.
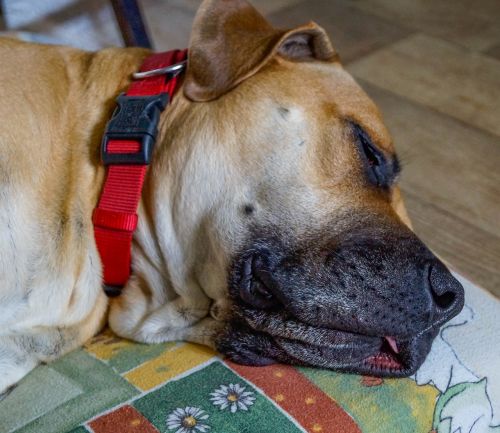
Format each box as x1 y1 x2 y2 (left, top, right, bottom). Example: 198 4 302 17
238 252 278 309
252 276 273 299
431 288 456 309
427 261 462 311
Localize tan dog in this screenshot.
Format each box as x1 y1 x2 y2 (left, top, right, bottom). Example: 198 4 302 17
0 0 463 396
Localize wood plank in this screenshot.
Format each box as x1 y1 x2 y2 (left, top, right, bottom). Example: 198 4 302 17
353 80 500 297
268 0 413 64
348 0 500 52
348 33 500 137
485 43 500 61
141 0 194 50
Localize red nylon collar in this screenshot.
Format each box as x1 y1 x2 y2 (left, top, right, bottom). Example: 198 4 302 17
93 49 188 296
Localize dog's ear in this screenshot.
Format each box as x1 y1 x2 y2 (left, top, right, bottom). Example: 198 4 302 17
184 0 338 101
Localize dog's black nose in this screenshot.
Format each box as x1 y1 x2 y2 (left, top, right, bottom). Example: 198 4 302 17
427 260 464 323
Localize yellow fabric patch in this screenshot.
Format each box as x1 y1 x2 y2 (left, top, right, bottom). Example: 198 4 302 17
124 343 216 391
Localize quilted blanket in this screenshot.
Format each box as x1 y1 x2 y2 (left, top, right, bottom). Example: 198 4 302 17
0 273 498 433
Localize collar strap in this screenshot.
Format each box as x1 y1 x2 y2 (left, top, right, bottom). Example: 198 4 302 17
93 49 188 297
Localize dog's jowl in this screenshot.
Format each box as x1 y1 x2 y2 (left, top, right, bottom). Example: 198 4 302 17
0 0 464 395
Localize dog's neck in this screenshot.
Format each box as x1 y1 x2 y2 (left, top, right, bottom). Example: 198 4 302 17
130 91 227 305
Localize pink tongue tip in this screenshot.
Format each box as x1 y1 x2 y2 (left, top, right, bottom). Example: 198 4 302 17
385 336 399 354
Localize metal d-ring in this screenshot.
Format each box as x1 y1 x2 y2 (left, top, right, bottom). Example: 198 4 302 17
132 60 187 79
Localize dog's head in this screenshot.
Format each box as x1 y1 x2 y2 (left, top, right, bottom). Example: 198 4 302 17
153 0 464 377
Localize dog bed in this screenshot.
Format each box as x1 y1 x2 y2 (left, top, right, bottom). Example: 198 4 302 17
0 272 498 433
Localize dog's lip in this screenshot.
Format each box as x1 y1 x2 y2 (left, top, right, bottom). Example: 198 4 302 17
230 303 428 376
361 336 406 373
354 330 438 377
267 331 424 377
313 334 418 376
327 333 413 372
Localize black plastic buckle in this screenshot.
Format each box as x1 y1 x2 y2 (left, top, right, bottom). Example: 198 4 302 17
101 92 169 165
104 284 124 298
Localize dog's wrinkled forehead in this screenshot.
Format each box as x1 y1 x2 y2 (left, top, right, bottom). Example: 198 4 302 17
233 58 395 155
214 60 398 212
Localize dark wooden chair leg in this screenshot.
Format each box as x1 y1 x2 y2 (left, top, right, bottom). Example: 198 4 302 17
110 0 152 49
0 0 6 31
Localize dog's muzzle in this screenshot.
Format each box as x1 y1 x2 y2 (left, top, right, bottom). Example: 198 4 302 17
217 219 465 377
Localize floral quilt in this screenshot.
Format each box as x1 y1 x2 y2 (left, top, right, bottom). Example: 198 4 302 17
0 273 498 433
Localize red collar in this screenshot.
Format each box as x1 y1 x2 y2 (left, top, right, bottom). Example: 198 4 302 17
92 50 188 297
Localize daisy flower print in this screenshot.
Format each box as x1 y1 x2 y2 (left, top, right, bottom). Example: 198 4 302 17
210 383 256 413
166 406 210 433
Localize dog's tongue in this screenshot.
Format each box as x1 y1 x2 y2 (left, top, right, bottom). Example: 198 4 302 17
385 336 399 354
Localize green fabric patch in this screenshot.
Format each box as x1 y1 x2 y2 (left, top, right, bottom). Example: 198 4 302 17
133 361 302 433
0 365 83 433
11 350 138 433
300 367 438 433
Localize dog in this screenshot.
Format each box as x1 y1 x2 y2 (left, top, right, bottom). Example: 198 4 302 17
0 0 464 397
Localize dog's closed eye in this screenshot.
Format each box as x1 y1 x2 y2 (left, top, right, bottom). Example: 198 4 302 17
352 123 400 189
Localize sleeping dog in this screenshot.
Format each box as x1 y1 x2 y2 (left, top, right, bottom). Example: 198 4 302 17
0 0 464 396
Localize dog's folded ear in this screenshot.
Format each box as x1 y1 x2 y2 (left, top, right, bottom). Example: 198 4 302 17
184 0 338 102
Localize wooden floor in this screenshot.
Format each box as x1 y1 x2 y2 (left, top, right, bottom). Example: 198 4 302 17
4 0 500 297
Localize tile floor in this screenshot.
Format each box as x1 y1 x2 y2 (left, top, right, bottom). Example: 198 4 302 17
2 0 499 297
